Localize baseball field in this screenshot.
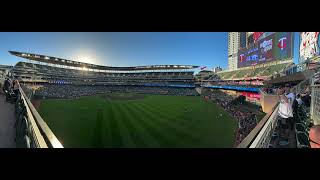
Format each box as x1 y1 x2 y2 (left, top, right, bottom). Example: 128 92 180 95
37 93 237 148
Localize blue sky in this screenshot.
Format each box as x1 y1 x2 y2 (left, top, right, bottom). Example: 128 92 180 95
0 32 300 70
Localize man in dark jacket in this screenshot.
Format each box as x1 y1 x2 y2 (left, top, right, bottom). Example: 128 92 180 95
3 78 11 93
301 85 311 107
292 94 299 114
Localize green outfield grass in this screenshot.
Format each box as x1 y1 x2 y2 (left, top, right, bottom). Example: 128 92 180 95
38 93 237 148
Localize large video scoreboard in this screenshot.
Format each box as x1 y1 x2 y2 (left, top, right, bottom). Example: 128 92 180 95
300 32 320 62
238 32 293 68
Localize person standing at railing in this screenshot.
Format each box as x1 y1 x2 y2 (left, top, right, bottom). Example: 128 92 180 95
292 94 303 115
276 86 284 95
296 94 303 106
13 79 20 96
300 85 311 107
285 85 296 130
278 88 294 145
3 77 11 93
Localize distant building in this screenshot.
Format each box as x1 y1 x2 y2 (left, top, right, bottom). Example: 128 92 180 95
213 66 222 73
228 32 240 71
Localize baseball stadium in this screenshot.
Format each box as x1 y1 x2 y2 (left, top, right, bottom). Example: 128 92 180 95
1 32 320 148
5 51 240 148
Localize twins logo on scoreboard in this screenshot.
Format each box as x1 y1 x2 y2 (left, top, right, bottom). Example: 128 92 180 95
238 32 292 68
278 37 287 50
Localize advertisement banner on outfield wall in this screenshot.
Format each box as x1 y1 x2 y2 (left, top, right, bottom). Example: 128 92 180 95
300 32 320 62
238 32 293 68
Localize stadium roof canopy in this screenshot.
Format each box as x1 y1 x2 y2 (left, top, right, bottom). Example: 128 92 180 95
9 51 199 71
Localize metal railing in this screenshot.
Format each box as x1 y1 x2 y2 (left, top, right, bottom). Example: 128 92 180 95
247 67 313 148
238 71 314 148
248 104 279 148
311 85 320 125
237 103 279 148
291 78 311 95
15 84 63 148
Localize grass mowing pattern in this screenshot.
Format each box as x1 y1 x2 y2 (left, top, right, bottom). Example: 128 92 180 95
38 94 237 148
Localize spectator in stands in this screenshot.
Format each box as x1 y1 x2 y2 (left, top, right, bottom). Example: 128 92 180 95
276 86 284 95
292 94 303 115
284 84 295 98
278 91 293 145
296 94 303 106
207 89 259 146
300 85 311 107
3 77 11 93
285 86 295 131
309 125 320 148
33 84 199 99
13 80 20 96
304 84 311 94
272 86 278 94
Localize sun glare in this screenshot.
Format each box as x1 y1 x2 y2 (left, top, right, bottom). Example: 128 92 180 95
71 49 100 65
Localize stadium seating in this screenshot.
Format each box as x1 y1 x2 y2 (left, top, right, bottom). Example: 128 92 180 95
296 131 310 148
259 63 289 76
234 69 251 79
12 62 195 85
217 71 234 79
33 84 199 99
215 63 291 80
293 104 312 148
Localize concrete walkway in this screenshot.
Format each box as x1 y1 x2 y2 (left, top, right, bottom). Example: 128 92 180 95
0 93 16 148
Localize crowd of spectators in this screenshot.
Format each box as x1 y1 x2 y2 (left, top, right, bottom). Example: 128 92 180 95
263 83 311 107
33 84 110 99
235 112 258 146
32 84 199 99
205 89 259 146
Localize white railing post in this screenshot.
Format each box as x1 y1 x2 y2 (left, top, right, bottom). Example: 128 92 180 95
311 85 320 125
18 84 63 148
249 105 279 148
